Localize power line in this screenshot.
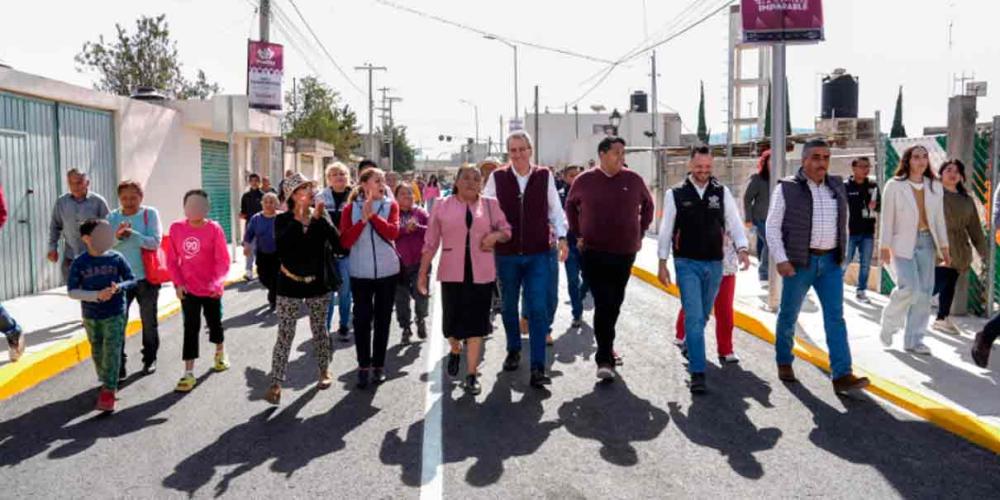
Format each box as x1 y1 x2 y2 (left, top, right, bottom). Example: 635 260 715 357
373 0 617 64
284 0 366 96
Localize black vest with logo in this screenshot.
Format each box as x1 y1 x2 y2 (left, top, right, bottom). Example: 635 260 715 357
671 177 725 261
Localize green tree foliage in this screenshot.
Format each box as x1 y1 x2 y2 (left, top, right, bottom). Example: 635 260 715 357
284 76 361 161
891 86 907 138
697 81 709 144
378 124 416 172
74 14 220 99
764 80 792 137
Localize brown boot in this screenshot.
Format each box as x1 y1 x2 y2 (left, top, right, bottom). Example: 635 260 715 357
777 364 797 382
832 373 870 395
265 384 281 405
971 331 991 368
318 370 333 390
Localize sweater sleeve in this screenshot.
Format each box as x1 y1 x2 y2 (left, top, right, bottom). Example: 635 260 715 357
166 223 186 290
565 179 581 235
743 176 757 223
116 253 138 292
879 182 897 251
638 178 655 234
0 184 7 230
243 214 258 245
422 201 443 256
966 199 988 261
212 223 231 294
339 204 366 249
136 208 162 250
371 202 400 241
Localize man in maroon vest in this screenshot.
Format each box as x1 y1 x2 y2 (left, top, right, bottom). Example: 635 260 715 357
484 130 568 388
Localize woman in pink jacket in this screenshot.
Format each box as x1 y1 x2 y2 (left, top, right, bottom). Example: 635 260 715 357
418 166 511 395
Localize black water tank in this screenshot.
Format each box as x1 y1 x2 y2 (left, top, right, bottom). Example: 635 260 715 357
821 69 859 119
630 91 648 113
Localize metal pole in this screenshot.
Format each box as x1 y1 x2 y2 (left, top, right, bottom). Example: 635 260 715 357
767 43 786 311
988 115 1000 317
354 64 387 160
227 96 238 262
513 45 520 121
259 0 270 41
534 85 540 165
574 105 579 139
874 110 885 295
651 50 661 231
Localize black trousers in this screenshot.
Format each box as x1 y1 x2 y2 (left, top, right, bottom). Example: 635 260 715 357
181 295 224 361
256 251 280 307
581 250 636 367
982 314 1000 346
121 279 161 364
933 266 960 320
351 275 398 369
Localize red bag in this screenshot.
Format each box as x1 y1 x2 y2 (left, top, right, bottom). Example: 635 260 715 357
141 209 172 285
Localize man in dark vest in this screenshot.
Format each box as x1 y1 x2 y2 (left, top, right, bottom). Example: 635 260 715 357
484 130 568 388
657 146 750 394
765 138 870 395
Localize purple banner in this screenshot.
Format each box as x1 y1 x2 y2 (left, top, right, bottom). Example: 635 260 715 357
741 0 824 43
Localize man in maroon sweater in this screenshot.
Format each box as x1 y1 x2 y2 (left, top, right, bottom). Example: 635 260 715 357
565 136 654 381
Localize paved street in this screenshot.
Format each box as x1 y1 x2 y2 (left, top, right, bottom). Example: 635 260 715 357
2 271 999 499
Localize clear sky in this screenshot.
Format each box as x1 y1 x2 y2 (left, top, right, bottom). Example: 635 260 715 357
2 0 997 159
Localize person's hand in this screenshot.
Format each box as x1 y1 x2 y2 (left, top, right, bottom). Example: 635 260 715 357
175 285 186 301
577 238 585 252
243 245 252 258
210 290 223 299
657 261 671 287
362 197 375 221
941 248 952 268
776 261 796 277
868 200 877 210
116 221 132 239
558 239 569 263
417 272 429 296
97 287 114 302
880 247 892 266
738 249 751 271
110 282 119 294
47 250 59 263
744 221 753 230
481 231 502 251
313 201 326 219
406 218 417 232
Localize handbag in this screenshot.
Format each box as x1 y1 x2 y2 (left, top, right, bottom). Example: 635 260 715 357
140 209 172 285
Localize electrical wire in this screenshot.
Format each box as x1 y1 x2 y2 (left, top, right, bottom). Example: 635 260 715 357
283 0 366 96
372 0 617 64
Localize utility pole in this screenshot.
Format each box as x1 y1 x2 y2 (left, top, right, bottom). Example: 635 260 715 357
650 50 660 221
259 0 270 41
766 43 787 311
573 105 579 139
354 63 387 161
534 85 540 164
378 88 402 172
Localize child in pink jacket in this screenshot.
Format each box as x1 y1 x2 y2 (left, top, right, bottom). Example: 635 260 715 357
167 189 231 392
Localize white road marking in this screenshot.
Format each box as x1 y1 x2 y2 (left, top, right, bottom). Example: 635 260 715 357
419 279 445 500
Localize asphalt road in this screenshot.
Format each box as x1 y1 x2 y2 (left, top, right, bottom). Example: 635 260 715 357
1 270 999 499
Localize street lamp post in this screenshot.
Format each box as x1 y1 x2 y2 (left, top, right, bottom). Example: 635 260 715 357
609 108 622 136
459 99 480 147
484 35 519 122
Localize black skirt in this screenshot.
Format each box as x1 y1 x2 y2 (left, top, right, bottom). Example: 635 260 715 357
441 281 494 339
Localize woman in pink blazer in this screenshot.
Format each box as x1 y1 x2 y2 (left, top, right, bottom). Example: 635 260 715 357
418 165 511 395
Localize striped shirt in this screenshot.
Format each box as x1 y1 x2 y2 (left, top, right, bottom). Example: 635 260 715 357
765 179 840 265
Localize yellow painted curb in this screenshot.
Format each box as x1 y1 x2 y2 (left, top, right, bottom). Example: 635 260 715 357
0 277 243 401
631 265 1000 455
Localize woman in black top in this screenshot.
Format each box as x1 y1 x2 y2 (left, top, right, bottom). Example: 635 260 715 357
319 162 354 340
265 173 340 405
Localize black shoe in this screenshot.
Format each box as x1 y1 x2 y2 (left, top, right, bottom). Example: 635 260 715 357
401 327 413 346
372 368 387 385
142 360 157 375
571 317 583 328
689 373 707 394
357 370 369 389
416 320 428 339
529 368 551 388
972 331 991 368
337 326 351 341
465 374 482 395
118 362 127 380
503 351 521 371
447 353 461 377
612 350 624 366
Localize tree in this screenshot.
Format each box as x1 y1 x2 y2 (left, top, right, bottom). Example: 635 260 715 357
763 79 792 137
697 81 709 144
891 86 907 138
378 124 416 172
284 76 362 161
74 14 220 99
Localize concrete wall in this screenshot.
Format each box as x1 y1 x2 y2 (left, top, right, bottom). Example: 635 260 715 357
525 111 683 168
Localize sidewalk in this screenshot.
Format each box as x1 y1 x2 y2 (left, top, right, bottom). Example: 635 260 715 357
0 253 248 398
632 236 1000 450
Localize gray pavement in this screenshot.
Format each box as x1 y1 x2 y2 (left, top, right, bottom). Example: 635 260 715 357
1 270 999 499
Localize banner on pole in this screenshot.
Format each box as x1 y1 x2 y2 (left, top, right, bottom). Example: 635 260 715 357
741 0 824 44
247 40 283 110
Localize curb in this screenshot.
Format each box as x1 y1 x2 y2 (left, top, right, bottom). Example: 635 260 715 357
630 265 1000 455
0 277 245 401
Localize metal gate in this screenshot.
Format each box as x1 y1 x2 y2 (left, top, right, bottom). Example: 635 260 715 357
0 91 116 300
201 139 232 240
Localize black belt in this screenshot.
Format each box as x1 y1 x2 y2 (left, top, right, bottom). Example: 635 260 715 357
809 248 835 256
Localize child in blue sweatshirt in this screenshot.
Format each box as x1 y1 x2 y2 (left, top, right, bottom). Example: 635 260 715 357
68 218 136 412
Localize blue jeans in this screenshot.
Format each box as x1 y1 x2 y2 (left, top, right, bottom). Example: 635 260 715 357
882 232 936 349
498 252 550 371
674 258 724 374
565 244 584 319
0 303 22 341
326 256 352 331
845 234 874 293
753 221 768 281
546 247 559 331
775 253 854 379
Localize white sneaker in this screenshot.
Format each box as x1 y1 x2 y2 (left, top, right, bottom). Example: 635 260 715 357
718 353 741 364
906 344 933 356
673 337 686 348
596 366 616 380
932 318 960 335
856 291 871 304
879 326 894 347
759 280 769 289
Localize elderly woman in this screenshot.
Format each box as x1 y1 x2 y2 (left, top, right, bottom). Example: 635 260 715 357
107 180 163 376
243 192 280 311
318 162 354 340
418 165 511 395
265 173 340 405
